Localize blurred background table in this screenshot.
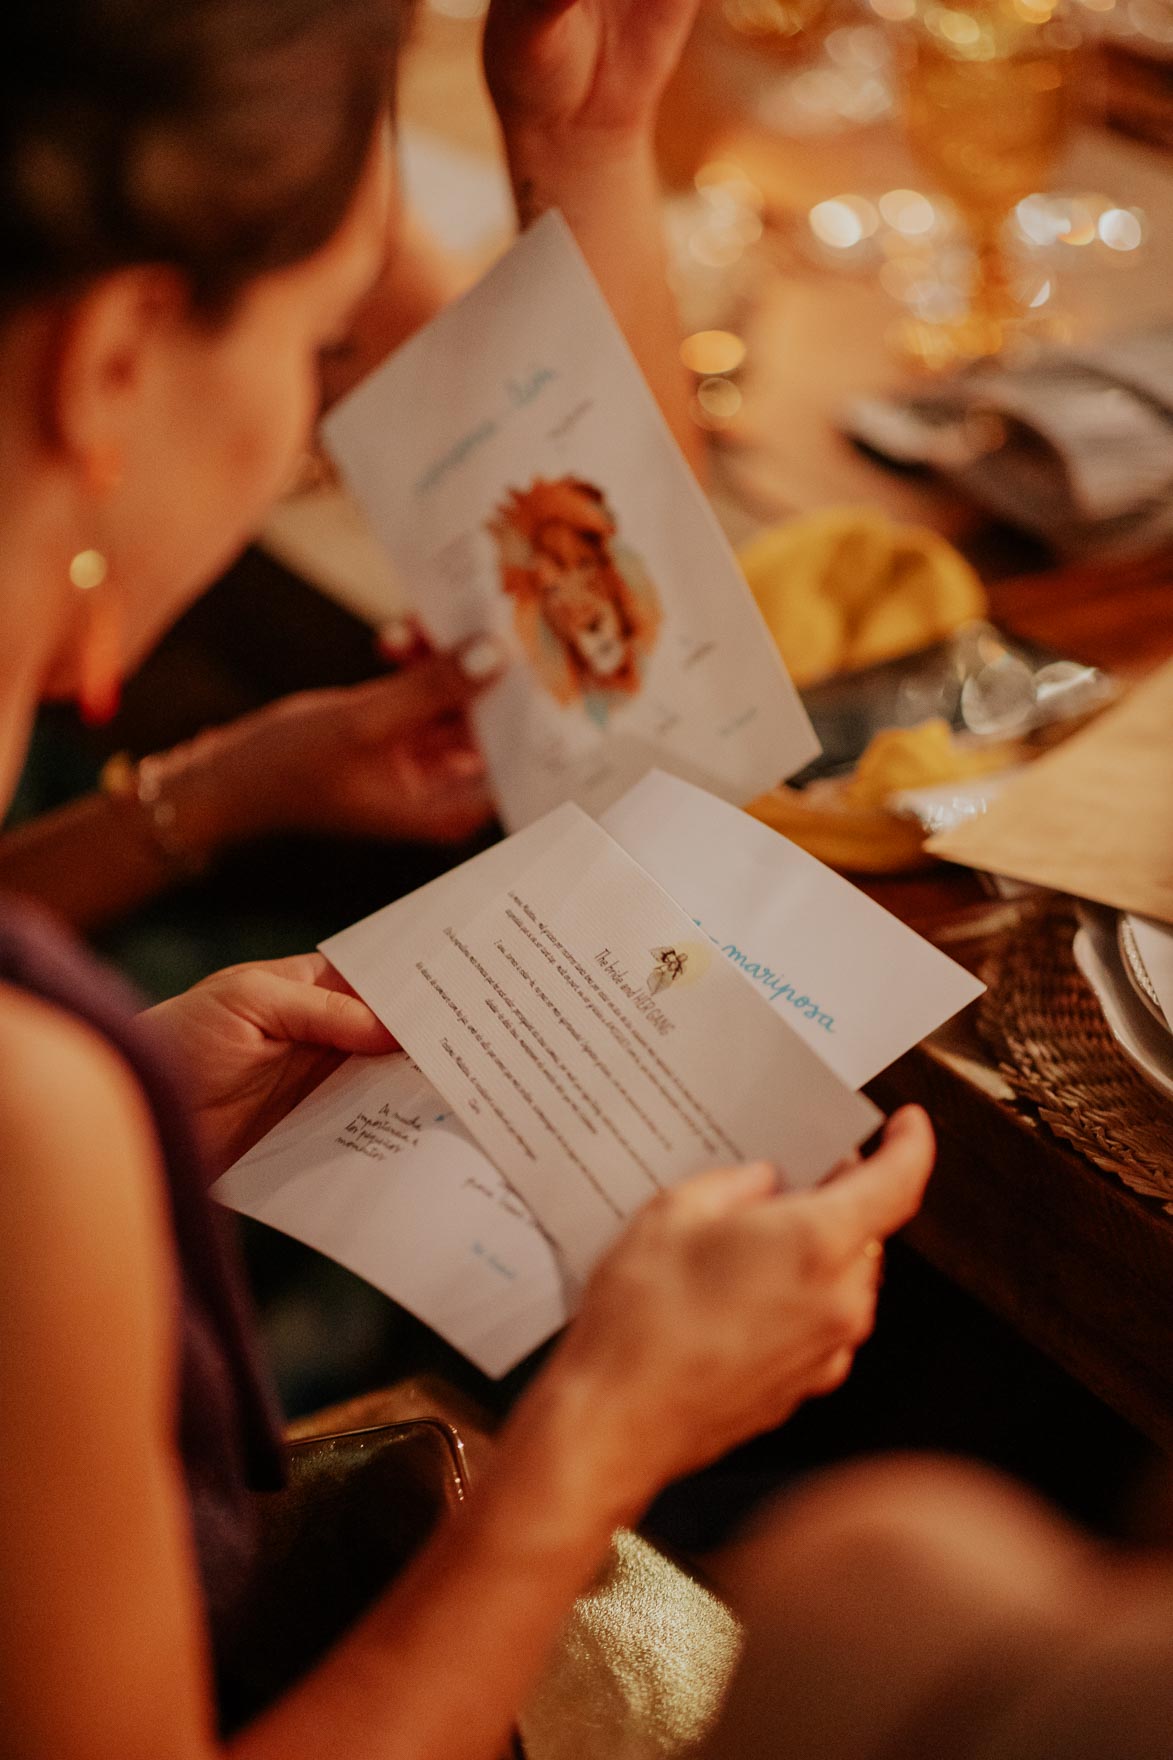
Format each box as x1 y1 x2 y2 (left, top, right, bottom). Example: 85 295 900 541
864 554 1173 1457
401 1 1173 541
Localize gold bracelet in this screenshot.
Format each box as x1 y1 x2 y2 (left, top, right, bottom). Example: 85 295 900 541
99 751 211 879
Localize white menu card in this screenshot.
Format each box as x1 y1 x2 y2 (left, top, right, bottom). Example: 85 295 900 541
323 213 817 830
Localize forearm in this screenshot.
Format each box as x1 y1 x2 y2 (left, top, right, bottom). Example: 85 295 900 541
0 794 173 928
232 1363 644 1760
0 750 242 931
503 129 705 480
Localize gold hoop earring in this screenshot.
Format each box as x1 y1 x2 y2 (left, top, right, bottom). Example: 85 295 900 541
69 548 108 592
71 551 123 727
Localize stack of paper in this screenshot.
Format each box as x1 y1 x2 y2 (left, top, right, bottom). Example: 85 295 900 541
216 774 983 1375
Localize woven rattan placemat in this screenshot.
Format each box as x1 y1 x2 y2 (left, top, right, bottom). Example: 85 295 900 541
979 899 1173 1212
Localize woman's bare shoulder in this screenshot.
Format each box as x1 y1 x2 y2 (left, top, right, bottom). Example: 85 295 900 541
0 980 172 1318
0 992 201 1760
0 979 154 1147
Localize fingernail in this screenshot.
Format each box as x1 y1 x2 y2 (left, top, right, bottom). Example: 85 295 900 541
379 617 417 657
459 636 505 682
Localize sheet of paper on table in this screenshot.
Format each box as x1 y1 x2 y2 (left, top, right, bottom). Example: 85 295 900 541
322 211 817 831
215 774 982 1376
929 659 1173 926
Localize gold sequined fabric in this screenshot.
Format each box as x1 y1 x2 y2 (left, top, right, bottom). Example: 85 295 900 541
520 1529 743 1760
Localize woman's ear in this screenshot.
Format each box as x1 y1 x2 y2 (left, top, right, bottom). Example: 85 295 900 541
48 267 185 484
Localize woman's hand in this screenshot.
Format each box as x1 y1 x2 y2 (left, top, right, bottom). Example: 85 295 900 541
483 0 702 149
185 632 505 851
139 955 396 1176
132 628 503 863
481 0 708 475
549 1107 936 1509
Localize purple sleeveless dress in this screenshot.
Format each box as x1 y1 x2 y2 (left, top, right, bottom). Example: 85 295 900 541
0 897 286 1710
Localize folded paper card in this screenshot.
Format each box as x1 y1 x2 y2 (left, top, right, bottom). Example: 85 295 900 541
322 212 816 830
599 772 985 1087
216 774 982 1374
214 1031 852 1378
386 802 882 1282
214 1053 565 1377
324 771 985 1091
929 660 1173 925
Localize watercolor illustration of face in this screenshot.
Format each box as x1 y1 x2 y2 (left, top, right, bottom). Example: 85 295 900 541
490 476 663 714
533 519 629 681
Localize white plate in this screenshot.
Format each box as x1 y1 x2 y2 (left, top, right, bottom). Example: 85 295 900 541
1118 915 1168 1026
1073 906 1173 1104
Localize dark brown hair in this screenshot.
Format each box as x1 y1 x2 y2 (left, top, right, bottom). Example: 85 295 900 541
1 0 407 318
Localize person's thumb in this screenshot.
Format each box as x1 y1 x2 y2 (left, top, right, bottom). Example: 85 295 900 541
249 972 398 1055
668 1159 780 1222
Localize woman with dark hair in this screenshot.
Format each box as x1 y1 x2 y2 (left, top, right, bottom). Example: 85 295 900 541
0 3 937 1756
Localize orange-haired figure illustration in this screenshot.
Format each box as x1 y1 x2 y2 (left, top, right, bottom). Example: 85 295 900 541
489 477 662 723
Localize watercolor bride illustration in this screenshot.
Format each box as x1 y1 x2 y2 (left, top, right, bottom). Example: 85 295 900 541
488 476 663 724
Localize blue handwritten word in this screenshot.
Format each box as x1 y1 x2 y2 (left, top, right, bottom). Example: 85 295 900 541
470 1240 518 1282
416 418 499 496
414 366 559 496
507 365 556 408
693 919 836 1033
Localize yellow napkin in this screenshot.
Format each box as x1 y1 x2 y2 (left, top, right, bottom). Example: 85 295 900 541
739 506 986 687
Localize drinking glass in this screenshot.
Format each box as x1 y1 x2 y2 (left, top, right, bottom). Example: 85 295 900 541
899 0 1080 363
719 0 834 51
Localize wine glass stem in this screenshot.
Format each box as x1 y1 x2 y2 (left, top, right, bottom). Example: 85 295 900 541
970 212 1012 327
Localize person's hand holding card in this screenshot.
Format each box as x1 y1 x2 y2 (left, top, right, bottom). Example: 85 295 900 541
324 215 817 831
216 774 981 1374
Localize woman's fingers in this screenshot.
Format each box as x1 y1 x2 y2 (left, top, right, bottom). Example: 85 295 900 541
352 638 507 746
376 615 430 663
812 1106 935 1253
667 1158 780 1220
223 950 339 989
207 956 398 1054
440 746 489 781
245 971 397 1054
398 722 488 784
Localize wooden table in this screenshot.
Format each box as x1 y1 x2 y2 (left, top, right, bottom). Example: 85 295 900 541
864 555 1173 1456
